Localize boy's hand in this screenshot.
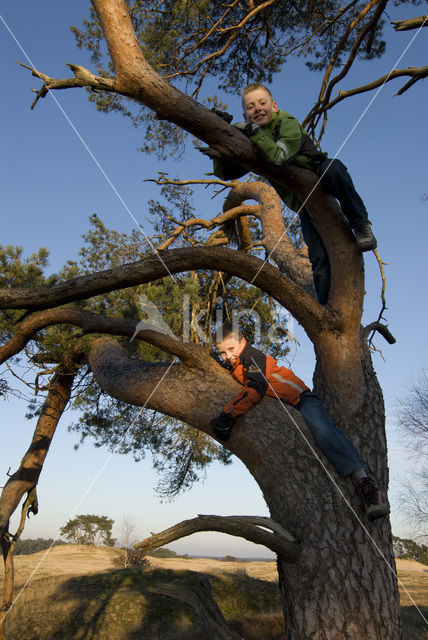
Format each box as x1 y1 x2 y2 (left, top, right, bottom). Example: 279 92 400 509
233 122 260 137
210 412 235 441
211 108 233 124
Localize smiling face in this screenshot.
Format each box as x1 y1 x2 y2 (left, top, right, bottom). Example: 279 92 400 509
216 336 246 367
242 88 278 126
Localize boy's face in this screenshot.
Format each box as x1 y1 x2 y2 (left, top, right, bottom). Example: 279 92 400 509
216 336 245 366
242 88 278 126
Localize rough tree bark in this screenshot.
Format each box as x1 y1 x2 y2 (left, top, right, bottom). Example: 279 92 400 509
2 1 405 637
0 365 76 639
86 335 400 640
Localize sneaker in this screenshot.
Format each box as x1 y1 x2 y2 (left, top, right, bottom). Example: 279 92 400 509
355 477 390 521
355 223 377 252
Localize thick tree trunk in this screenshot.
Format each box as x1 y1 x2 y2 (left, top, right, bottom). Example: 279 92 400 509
6 2 402 636
89 336 402 639
245 380 399 637
261 349 400 639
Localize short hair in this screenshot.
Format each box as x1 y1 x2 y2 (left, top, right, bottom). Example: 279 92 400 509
214 322 243 345
241 83 273 108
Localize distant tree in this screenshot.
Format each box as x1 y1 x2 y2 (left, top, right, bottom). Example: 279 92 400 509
147 547 178 558
118 516 137 568
60 514 116 546
392 536 428 566
397 371 428 541
14 538 63 556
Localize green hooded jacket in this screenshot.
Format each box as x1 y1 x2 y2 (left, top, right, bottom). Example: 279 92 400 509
213 110 326 212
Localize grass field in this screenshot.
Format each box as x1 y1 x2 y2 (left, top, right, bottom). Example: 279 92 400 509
0 545 426 639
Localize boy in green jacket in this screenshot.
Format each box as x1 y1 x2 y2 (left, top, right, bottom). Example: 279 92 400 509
203 84 377 304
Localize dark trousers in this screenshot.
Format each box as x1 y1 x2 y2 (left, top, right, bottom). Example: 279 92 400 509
299 158 369 304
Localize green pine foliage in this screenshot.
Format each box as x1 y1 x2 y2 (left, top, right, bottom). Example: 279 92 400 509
69 0 403 156
3 183 292 498
0 245 51 346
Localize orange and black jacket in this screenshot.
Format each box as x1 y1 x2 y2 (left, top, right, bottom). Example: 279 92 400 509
223 341 309 419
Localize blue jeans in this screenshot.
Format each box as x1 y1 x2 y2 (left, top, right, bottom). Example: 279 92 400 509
299 158 369 304
296 391 364 478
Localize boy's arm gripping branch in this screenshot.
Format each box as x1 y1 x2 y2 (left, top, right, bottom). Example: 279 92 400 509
223 344 269 419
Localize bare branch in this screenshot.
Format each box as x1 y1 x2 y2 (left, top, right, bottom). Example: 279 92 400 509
363 322 396 344
157 204 260 251
16 61 115 109
304 0 388 140
319 66 428 114
391 15 428 31
144 175 235 189
135 514 300 562
222 182 315 295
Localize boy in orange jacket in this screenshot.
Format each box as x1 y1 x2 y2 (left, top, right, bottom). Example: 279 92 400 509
211 323 389 521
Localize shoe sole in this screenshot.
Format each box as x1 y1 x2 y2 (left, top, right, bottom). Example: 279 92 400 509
367 506 390 521
357 242 377 253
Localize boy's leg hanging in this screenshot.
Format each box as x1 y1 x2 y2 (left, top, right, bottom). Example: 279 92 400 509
296 391 389 519
299 209 331 305
296 391 364 478
318 158 368 229
318 158 377 252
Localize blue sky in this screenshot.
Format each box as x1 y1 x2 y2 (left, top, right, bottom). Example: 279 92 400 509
1 1 427 557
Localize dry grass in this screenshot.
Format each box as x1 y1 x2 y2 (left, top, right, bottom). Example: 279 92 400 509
0 545 426 639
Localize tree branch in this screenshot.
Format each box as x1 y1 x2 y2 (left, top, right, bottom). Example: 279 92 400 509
222 182 315 295
391 15 428 31
319 66 428 113
20 0 364 323
362 322 396 344
16 61 115 110
0 366 76 539
135 514 300 562
147 575 243 640
88 336 240 431
0 307 212 371
0 247 324 339
0 489 37 635
306 0 388 142
157 204 260 251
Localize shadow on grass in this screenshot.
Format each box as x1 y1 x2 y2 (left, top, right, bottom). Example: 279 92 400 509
400 605 428 640
10 567 283 640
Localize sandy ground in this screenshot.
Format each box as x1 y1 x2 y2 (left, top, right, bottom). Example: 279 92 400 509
6 545 121 585
394 559 428 573
3 545 426 586
146 555 280 581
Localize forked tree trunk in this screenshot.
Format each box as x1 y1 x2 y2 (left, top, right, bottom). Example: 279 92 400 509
5 1 403 635
245 348 400 639
89 334 402 639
